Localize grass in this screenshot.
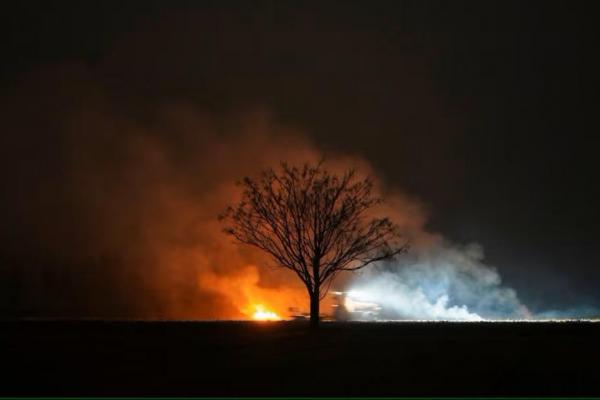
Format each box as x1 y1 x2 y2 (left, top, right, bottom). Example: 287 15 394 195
2 320 599 396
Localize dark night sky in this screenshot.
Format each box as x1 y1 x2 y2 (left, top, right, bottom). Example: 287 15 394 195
1 1 599 313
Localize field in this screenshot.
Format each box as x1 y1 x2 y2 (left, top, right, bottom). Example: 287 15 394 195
2 320 599 396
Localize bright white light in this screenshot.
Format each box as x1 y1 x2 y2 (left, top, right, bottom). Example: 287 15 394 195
345 284 483 321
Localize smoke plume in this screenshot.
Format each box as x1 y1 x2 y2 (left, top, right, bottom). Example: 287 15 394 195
347 242 531 320
0 63 328 319
0 62 574 321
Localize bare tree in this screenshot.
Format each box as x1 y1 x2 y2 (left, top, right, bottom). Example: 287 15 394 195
220 161 408 327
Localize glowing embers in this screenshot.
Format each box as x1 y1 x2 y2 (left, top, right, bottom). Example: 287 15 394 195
251 304 281 321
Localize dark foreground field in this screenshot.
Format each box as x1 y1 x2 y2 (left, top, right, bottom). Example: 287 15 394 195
2 320 599 396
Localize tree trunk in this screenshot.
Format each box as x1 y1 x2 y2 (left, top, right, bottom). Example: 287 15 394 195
310 261 320 328
309 291 320 328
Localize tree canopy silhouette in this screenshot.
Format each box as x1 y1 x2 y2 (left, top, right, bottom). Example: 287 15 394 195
220 161 408 327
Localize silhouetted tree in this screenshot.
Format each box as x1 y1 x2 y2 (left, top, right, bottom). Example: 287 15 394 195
220 162 408 327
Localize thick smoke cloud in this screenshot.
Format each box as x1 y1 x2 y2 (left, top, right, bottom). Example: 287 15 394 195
1 62 593 320
348 242 531 320
0 63 328 318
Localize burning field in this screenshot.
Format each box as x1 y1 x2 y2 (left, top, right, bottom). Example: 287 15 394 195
1 3 598 324
1 69 597 322
2 2 600 397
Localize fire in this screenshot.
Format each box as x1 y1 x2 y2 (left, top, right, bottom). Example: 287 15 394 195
251 304 281 321
198 264 308 320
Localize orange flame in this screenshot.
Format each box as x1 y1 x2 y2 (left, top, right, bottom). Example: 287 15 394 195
198 264 308 319
250 304 281 321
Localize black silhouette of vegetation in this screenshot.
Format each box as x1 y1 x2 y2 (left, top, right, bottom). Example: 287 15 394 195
220 161 408 327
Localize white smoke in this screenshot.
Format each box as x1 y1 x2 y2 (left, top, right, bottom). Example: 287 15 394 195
346 242 531 321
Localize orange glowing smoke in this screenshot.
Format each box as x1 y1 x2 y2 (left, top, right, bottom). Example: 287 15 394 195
198 265 308 319
2 65 430 320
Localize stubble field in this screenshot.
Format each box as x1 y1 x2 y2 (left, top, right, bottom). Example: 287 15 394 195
2 320 599 396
